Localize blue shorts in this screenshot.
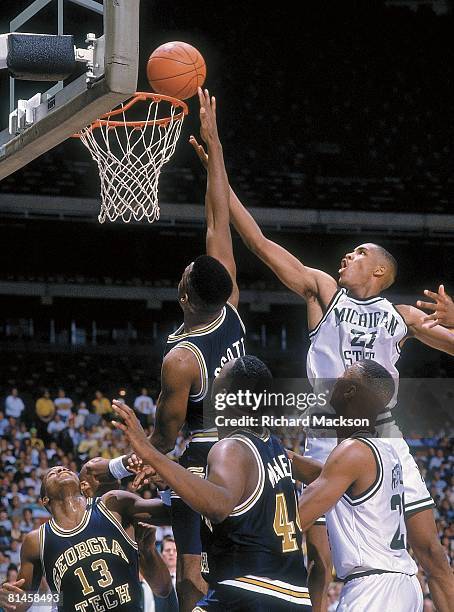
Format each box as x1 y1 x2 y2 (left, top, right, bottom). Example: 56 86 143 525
194 584 312 611
171 440 215 556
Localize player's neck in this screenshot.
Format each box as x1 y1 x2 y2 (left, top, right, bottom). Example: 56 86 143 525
336 427 375 441
345 283 382 300
50 494 87 529
183 308 223 332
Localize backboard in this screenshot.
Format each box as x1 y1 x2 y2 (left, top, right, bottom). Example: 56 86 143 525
0 0 140 180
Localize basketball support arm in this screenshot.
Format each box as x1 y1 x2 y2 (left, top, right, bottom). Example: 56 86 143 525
0 0 140 181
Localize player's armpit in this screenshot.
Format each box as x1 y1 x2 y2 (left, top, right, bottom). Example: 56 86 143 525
298 440 366 530
148 348 199 453
398 304 454 355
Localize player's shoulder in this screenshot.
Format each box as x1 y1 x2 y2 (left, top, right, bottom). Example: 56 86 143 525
328 437 376 468
162 344 200 375
21 528 41 560
208 436 255 463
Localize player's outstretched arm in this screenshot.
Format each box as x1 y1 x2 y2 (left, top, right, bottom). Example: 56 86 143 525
287 450 323 485
102 489 171 525
416 284 454 329
190 88 239 307
190 130 337 310
298 440 365 531
112 402 247 523
397 304 454 355
0 530 42 611
228 189 337 307
148 348 198 454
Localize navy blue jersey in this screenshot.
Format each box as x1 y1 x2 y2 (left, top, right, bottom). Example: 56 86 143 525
40 497 142 612
200 430 310 608
164 302 246 435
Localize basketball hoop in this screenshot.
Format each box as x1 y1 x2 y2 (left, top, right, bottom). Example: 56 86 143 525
76 92 188 223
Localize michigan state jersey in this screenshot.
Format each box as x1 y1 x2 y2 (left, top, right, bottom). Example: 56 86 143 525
307 288 407 403
200 430 311 608
40 497 141 612
164 302 246 437
326 436 418 581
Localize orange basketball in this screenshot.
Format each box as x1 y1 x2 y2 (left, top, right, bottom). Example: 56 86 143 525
146 41 206 100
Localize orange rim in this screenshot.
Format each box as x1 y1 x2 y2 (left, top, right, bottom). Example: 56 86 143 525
73 92 188 137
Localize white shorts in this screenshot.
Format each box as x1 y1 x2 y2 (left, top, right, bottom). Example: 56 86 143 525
304 424 434 520
337 572 423 612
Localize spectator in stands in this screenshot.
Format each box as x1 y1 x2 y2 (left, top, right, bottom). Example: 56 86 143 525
8 540 20 565
47 413 66 438
161 536 177 591
35 390 55 440
327 582 341 611
84 404 102 430
54 388 73 422
0 413 8 437
0 512 12 534
134 387 157 428
5 564 18 584
4 388 25 421
92 390 111 417
0 527 10 552
0 552 10 583
74 401 89 428
19 508 33 534
9 497 23 521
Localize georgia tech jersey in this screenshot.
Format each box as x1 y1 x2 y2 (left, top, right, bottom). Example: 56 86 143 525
200 430 311 607
164 302 246 435
307 288 406 384
326 436 418 580
40 497 141 612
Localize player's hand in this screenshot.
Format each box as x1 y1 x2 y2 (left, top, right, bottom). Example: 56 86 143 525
132 465 168 491
197 87 219 146
0 578 26 611
135 521 157 553
417 284 454 328
127 453 143 474
189 135 208 170
111 400 153 460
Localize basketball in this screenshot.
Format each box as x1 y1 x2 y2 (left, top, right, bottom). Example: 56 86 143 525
146 41 206 100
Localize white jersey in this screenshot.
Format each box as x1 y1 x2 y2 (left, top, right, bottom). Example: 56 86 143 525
307 288 407 402
326 436 418 580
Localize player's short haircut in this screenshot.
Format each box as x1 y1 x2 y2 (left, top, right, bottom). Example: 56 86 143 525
188 255 233 310
355 359 395 408
373 244 398 287
229 355 272 394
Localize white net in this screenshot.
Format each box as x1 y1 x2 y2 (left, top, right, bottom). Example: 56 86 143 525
78 94 186 223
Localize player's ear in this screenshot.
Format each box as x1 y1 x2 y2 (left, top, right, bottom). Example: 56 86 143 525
373 264 385 278
40 496 50 513
344 383 357 400
80 480 90 496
